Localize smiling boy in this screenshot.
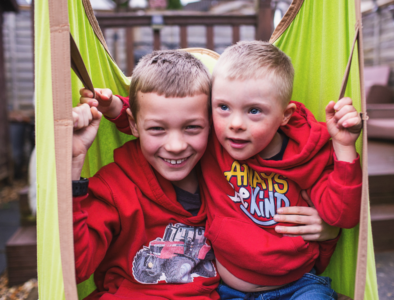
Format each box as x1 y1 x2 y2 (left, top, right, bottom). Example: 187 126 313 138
72 51 220 299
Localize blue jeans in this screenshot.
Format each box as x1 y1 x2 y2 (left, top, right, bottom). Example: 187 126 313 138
217 269 338 300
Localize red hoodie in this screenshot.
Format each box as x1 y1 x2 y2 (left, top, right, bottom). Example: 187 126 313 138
73 140 220 299
108 96 346 280
200 101 362 286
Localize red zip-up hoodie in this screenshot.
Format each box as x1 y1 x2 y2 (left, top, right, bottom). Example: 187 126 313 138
200 101 362 286
73 140 220 299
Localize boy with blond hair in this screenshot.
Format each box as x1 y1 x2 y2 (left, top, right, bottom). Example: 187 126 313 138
201 41 361 299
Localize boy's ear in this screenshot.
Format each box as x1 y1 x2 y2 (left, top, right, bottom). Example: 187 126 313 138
127 108 139 138
281 103 297 126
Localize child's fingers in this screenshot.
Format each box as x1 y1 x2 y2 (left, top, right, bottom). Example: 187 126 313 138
273 214 316 225
336 111 360 128
80 97 99 107
90 106 103 120
275 224 322 235
325 101 336 120
333 104 357 122
333 97 352 111
342 116 362 133
276 206 315 216
77 104 93 128
95 89 113 107
79 88 94 98
72 111 79 128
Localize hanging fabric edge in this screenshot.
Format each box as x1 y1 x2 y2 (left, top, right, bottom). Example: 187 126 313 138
269 0 304 44
48 0 79 298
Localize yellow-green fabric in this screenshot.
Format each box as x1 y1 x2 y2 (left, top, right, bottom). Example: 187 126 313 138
273 1 378 299
36 0 65 299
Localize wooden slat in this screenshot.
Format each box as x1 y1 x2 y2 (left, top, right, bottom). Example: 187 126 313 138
255 0 273 41
180 25 187 49
206 25 214 50
126 27 134 76
96 13 257 28
232 25 240 44
153 29 161 50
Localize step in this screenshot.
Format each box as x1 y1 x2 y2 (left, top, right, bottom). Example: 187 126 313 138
6 226 37 286
370 204 394 252
368 140 394 205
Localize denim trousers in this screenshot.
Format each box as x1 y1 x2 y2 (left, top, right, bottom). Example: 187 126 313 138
217 269 338 300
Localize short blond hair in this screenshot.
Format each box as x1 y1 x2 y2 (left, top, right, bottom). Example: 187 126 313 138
212 41 294 105
129 50 211 120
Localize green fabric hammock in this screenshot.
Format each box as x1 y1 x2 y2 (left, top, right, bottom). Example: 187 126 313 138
35 0 378 299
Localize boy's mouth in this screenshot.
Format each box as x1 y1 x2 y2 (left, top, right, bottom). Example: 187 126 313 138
161 156 190 166
227 138 249 149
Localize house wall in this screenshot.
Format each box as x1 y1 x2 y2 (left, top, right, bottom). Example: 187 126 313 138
3 8 34 111
362 9 394 89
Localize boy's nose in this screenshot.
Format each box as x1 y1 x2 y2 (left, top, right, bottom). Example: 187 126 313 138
164 132 188 153
229 114 246 132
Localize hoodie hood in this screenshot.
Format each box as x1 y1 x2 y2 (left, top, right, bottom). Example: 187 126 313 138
112 139 207 223
245 101 333 188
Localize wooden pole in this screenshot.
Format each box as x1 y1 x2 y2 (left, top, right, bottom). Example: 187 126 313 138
180 25 187 48
206 25 214 50
126 27 134 75
255 0 272 41
232 25 240 44
153 29 161 50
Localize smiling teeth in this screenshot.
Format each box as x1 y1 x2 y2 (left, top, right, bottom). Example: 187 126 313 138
164 158 187 165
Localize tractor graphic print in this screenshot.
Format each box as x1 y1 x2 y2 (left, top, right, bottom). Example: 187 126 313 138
132 223 216 284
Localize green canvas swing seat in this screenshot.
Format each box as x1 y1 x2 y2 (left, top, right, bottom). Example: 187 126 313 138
36 0 378 299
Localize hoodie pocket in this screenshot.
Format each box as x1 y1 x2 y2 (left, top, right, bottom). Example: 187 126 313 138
205 216 314 274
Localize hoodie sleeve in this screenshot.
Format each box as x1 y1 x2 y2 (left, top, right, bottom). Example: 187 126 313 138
73 175 121 283
314 230 341 274
309 153 362 229
104 95 133 135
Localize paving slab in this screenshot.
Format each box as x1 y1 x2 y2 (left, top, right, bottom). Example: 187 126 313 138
376 251 394 300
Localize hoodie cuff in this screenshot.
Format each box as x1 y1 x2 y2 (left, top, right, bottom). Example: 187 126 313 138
331 153 362 187
104 95 130 133
73 194 88 213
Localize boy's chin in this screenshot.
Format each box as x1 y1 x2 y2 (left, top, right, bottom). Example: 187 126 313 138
224 147 253 161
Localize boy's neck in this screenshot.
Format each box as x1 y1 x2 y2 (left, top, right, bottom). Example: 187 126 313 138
259 131 284 159
171 168 198 194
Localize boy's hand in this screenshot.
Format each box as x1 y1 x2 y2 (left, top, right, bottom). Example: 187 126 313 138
274 191 340 241
325 98 361 162
79 88 123 119
72 104 102 180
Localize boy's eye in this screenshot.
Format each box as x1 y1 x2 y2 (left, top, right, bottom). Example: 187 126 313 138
186 125 200 130
148 127 164 131
249 108 261 115
220 105 229 111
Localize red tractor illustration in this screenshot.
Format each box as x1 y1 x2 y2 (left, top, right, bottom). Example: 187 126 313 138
133 223 216 284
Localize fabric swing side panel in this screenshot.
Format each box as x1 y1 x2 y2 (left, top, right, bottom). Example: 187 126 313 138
68 0 133 180
47 0 80 298
36 0 66 299
272 1 377 299
354 0 378 299
67 0 133 297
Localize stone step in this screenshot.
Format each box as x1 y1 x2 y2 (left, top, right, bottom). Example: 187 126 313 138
6 226 37 286
370 204 394 252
